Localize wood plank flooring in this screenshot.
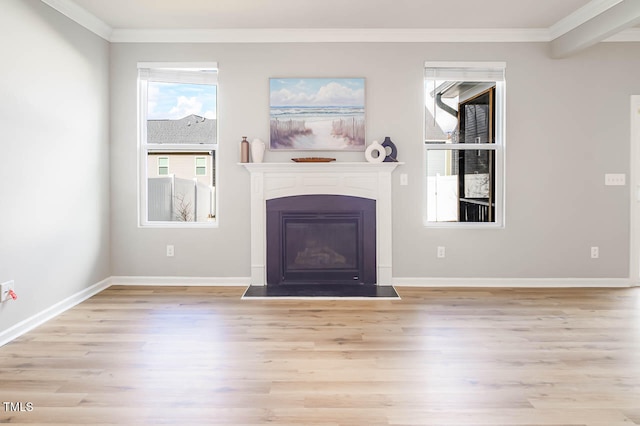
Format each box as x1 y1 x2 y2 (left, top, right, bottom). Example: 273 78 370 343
1 285 640 425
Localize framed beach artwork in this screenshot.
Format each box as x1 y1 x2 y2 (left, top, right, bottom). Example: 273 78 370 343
269 78 365 151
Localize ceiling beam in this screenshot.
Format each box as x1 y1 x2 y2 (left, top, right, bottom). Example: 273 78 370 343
550 0 640 58
40 0 112 40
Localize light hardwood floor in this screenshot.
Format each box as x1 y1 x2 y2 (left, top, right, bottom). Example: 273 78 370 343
1 285 640 425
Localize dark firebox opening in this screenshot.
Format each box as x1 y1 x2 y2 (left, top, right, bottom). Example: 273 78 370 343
286 219 358 271
266 195 376 286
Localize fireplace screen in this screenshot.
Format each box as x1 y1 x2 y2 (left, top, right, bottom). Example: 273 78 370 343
285 219 358 271
266 195 376 285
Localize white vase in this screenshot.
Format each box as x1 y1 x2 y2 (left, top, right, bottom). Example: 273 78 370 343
365 140 385 163
251 138 265 163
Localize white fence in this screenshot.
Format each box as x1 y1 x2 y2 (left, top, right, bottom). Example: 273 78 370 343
148 175 215 222
426 175 458 222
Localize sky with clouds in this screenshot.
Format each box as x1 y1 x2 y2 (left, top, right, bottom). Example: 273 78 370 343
147 82 217 120
270 78 364 107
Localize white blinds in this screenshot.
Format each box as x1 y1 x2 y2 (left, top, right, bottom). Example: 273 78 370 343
424 62 505 82
138 62 218 85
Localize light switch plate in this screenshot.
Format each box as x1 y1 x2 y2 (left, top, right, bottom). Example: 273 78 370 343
605 174 626 186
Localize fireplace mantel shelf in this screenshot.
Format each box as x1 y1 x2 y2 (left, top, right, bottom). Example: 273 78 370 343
240 161 403 173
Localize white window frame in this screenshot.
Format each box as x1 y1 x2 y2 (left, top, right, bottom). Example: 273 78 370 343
423 61 506 228
138 62 218 228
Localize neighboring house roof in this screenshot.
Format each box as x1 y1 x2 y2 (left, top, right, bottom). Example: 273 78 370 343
147 114 216 144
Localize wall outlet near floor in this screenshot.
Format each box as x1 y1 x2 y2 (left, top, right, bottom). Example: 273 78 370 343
1 280 15 303
166 245 174 257
590 246 599 259
437 246 446 258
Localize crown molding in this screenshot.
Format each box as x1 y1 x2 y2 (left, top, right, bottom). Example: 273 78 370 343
604 27 640 41
549 0 624 40
40 0 112 40
109 28 551 43
40 0 639 45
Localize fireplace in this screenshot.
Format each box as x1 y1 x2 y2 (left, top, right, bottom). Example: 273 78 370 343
241 161 400 287
266 195 376 286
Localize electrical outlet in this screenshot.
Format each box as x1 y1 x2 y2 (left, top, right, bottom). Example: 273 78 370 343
591 246 599 259
437 246 446 258
1 280 15 303
166 245 174 257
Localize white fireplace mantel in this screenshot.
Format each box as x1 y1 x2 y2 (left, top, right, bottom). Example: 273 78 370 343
241 161 402 286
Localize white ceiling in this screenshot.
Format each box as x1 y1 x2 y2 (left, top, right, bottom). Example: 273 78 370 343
42 0 640 51
67 0 590 30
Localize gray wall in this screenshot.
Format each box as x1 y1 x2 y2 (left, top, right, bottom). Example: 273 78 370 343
0 0 111 331
110 41 640 280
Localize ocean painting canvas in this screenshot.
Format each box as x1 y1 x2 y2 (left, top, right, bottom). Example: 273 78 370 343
270 78 365 151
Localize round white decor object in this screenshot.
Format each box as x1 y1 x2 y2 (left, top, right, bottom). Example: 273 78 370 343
365 140 385 163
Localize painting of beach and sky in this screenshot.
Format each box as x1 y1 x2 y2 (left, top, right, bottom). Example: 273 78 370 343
270 78 365 150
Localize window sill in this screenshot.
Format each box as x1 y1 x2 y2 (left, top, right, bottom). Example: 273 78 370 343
139 221 219 229
423 221 504 229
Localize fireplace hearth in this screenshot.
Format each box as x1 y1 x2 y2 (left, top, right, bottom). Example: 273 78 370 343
266 195 376 286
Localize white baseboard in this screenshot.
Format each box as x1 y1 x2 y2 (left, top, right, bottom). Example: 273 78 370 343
110 276 250 286
393 277 634 288
113 276 635 288
0 277 112 348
